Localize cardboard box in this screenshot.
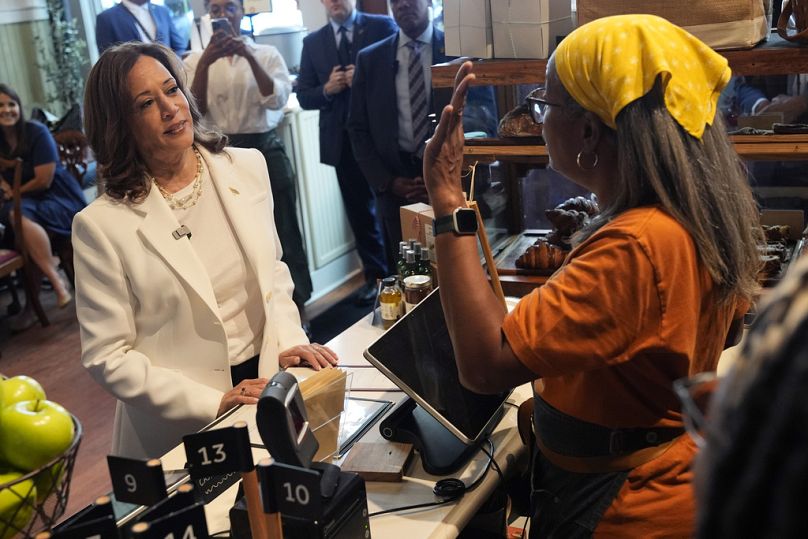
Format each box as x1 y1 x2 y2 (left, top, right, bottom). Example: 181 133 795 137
576 0 771 51
400 203 435 251
491 0 573 59
444 0 494 59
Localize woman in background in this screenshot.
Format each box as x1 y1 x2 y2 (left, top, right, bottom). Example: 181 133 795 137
0 83 85 309
76 42 336 458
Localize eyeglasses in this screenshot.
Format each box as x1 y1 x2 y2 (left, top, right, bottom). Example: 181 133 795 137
209 2 240 17
526 87 562 124
673 371 720 448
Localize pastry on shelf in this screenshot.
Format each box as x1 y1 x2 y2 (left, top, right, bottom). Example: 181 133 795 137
515 238 567 270
497 103 543 138
555 195 600 216
758 254 783 280
545 196 600 248
757 242 788 261
762 224 791 242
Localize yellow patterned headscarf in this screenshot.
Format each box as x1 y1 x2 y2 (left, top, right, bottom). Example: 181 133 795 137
553 14 731 140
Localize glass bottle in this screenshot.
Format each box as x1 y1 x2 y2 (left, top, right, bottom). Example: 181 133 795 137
379 277 402 329
396 241 409 280
403 249 418 277
418 247 432 278
403 275 433 313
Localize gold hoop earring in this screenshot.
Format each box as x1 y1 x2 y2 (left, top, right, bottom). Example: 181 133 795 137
576 150 598 170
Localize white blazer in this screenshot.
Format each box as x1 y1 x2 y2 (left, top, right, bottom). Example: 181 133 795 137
73 147 308 458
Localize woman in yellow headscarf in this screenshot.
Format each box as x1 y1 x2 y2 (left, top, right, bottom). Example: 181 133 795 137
423 15 761 537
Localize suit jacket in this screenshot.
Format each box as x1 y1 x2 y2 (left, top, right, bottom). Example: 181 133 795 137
96 2 186 55
73 147 306 458
296 12 397 166
736 75 789 114
347 27 496 216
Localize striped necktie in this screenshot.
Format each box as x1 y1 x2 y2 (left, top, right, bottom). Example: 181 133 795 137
407 40 429 153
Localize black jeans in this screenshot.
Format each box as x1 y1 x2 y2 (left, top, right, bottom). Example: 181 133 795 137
227 131 312 309
230 354 259 386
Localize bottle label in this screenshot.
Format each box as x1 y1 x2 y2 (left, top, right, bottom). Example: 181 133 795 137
381 302 400 321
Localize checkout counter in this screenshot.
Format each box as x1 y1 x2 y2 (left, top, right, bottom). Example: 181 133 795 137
59 313 531 538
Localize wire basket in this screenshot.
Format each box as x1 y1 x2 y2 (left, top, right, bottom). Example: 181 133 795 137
0 415 82 539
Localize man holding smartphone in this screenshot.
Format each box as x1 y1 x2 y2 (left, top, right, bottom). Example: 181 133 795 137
185 0 314 333
296 0 397 305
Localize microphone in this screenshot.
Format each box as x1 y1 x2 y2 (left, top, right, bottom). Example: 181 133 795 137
172 225 192 240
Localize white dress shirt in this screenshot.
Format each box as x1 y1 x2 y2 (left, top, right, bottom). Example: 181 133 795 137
329 8 357 47
121 0 157 42
396 25 434 154
184 38 292 134
169 165 263 365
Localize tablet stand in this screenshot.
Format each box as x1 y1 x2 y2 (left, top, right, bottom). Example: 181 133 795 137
378 397 480 475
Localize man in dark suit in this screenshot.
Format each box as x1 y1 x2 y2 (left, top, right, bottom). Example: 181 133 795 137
96 0 186 55
348 0 496 265
297 0 396 304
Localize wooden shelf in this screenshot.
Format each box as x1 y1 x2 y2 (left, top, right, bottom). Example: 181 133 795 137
729 134 808 160
432 34 808 88
463 135 808 161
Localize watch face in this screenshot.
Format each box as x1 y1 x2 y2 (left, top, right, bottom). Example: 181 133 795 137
455 209 478 234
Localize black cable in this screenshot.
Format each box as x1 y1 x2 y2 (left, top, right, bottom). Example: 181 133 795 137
369 438 500 518
368 498 456 517
479 439 503 483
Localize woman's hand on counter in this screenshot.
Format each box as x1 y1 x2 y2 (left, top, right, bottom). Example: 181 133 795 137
217 377 269 417
279 344 339 371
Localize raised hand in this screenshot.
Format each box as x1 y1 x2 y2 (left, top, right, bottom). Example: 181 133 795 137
423 61 475 216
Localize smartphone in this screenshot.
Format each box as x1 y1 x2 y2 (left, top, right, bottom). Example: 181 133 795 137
210 17 233 36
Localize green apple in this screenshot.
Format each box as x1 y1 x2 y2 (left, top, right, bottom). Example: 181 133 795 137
0 376 45 408
0 469 36 539
0 400 74 472
33 461 65 503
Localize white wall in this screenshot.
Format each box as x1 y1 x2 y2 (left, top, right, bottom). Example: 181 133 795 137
298 0 327 33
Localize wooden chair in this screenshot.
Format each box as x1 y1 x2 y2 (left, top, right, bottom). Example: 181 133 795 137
0 156 49 327
51 130 89 286
53 130 89 185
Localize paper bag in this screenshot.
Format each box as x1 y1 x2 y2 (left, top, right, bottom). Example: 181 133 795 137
576 0 772 50
299 368 348 462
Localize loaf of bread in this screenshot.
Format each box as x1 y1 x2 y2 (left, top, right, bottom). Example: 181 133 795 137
544 196 600 248
498 103 543 137
555 196 600 216
762 224 791 242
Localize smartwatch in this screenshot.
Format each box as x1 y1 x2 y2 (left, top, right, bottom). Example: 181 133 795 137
433 207 478 236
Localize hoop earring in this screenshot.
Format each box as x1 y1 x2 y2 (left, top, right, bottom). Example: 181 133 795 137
576 150 599 170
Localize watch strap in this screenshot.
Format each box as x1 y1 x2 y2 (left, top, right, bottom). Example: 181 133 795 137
433 214 456 236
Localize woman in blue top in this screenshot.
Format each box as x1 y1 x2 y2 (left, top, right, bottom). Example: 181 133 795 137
0 84 87 307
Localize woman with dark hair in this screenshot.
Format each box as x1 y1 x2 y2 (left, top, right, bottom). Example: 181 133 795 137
424 15 761 537
696 254 808 538
75 42 337 459
0 83 85 310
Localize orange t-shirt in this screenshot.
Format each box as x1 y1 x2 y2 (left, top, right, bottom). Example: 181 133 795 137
502 206 746 537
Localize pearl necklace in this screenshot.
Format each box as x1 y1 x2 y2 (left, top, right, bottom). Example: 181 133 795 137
151 147 204 210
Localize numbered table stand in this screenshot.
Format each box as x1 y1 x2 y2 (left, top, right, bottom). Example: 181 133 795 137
153 315 532 538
